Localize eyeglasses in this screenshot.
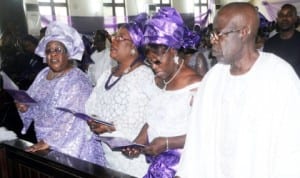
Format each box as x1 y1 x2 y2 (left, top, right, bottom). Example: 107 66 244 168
112 34 132 42
144 47 170 66
210 29 241 41
45 47 66 55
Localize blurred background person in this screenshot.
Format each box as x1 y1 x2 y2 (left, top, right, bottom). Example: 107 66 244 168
87 29 117 86
18 35 47 89
263 3 300 77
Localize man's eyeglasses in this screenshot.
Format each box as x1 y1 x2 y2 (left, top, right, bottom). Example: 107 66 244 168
45 47 66 55
144 47 170 66
112 34 132 42
210 29 241 41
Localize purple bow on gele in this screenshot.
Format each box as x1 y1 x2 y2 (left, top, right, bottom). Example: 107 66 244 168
124 12 148 47
142 7 184 49
182 26 201 50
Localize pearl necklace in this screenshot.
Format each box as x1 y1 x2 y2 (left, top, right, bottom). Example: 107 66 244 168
163 60 184 90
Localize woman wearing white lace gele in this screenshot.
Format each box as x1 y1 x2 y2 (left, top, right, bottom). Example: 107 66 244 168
15 21 106 166
84 13 159 177
122 7 202 178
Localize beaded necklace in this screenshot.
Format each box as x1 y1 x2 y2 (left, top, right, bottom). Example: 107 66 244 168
104 58 140 90
163 60 184 90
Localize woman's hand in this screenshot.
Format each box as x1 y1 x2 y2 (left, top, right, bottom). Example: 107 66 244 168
87 120 116 134
122 146 143 158
143 137 167 156
25 140 49 152
15 102 29 113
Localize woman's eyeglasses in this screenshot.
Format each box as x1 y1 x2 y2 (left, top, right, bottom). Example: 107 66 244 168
144 47 170 66
112 34 132 42
45 47 66 55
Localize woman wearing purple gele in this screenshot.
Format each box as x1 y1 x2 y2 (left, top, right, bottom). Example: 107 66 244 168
123 7 202 178
15 21 106 166
84 13 158 177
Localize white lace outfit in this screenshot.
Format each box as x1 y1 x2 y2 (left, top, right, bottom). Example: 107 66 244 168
85 65 159 177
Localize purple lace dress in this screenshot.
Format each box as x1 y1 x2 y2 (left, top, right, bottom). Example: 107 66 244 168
19 67 106 166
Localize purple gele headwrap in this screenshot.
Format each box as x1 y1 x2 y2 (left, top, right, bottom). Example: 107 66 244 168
142 7 184 49
182 26 201 50
124 13 148 47
35 21 84 61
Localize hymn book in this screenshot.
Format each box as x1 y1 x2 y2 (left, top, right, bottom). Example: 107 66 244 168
97 136 145 151
1 71 37 104
55 107 114 126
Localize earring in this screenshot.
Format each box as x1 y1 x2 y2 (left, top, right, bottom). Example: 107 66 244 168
174 56 179 64
130 49 136 55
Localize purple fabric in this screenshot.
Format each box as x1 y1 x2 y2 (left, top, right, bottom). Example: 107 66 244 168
182 26 201 50
142 7 184 49
124 13 148 47
259 11 271 28
35 21 84 61
143 150 181 178
19 67 106 166
195 9 212 27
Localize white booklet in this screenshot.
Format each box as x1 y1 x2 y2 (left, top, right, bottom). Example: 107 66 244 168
97 136 145 151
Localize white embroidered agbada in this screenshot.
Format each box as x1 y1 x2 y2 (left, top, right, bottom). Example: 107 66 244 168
177 51 300 178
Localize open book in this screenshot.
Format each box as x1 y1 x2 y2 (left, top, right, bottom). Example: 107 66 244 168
97 136 145 151
0 71 37 104
55 107 114 127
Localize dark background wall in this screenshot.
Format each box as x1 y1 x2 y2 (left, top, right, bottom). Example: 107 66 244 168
0 0 28 36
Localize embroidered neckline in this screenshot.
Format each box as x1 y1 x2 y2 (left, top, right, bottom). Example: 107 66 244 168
104 58 140 90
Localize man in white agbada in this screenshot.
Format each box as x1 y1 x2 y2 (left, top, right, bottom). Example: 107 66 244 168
176 2 300 178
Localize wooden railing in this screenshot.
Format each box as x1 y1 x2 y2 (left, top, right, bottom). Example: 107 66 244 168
0 139 135 178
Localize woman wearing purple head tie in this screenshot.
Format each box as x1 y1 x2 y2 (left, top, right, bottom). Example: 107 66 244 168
123 7 202 178
84 13 158 177
15 21 106 166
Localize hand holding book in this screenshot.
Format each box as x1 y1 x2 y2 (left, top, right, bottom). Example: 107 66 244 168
97 136 145 152
55 107 114 127
87 119 116 134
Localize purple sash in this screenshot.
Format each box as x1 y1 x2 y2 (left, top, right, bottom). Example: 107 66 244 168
143 149 181 178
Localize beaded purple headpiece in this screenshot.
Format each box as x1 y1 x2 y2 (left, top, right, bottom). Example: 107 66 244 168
142 7 184 49
35 21 84 61
124 13 148 47
182 26 201 50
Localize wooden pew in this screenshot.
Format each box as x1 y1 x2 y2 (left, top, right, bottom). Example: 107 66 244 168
0 139 135 178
